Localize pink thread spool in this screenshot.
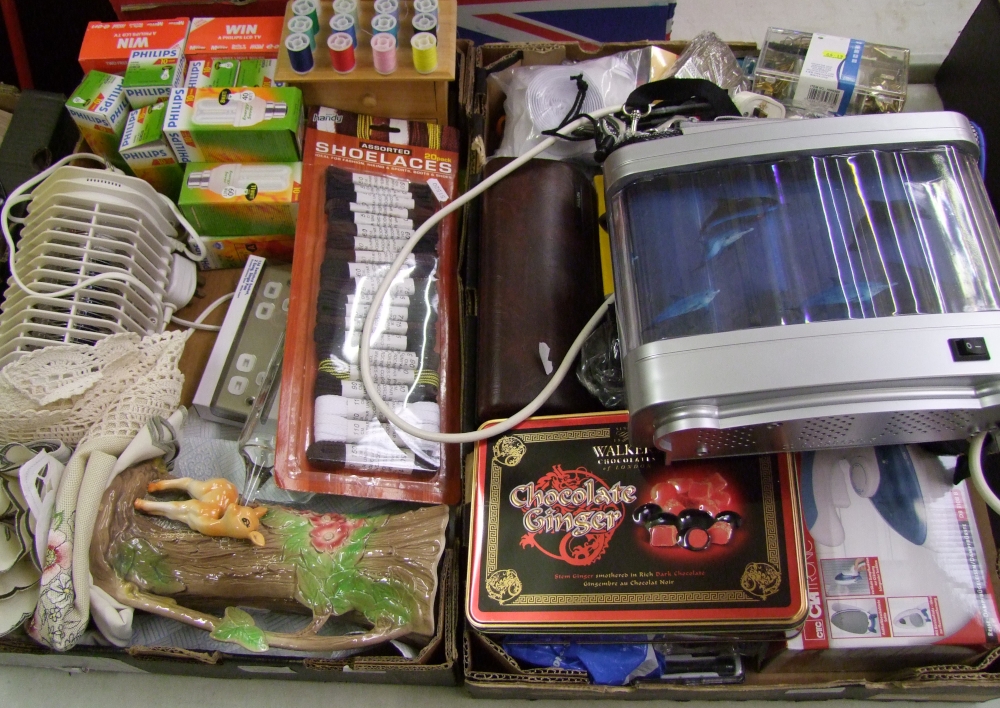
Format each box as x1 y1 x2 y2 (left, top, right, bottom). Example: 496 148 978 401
328 32 356 73
371 32 397 75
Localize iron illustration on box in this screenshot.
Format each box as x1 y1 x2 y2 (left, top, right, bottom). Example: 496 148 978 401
467 412 807 633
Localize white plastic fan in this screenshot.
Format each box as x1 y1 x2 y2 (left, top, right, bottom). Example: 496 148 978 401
0 155 209 368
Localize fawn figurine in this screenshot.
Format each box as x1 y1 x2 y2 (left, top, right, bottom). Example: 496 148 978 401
134 477 269 546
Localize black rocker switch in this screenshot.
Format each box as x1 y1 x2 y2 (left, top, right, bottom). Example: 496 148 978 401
949 337 990 362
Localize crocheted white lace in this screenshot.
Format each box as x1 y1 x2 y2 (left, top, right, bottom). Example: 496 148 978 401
0 332 190 446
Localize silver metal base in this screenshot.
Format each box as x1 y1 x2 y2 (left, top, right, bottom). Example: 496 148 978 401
624 313 1000 459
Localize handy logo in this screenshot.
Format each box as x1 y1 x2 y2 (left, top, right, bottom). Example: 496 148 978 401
117 36 149 49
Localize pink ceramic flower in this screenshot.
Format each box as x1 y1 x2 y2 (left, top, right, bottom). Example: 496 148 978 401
308 514 363 554
41 530 70 585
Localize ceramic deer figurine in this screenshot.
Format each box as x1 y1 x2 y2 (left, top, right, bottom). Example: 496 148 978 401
134 477 268 546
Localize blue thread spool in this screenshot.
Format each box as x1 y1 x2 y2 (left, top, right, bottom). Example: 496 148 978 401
329 14 358 48
285 32 314 74
371 13 398 40
374 0 399 20
412 13 437 36
287 16 317 51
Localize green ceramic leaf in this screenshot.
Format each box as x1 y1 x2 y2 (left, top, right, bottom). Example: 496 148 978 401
112 537 183 594
263 508 313 561
210 607 269 652
295 565 332 616
264 509 418 629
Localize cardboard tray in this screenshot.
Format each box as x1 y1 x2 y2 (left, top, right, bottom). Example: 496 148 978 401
458 37 1000 701
0 550 459 685
461 486 1000 700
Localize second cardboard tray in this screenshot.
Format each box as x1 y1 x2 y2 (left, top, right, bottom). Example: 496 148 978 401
275 0 456 124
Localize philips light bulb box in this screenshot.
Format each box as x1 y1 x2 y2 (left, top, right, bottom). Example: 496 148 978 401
119 102 183 200
122 48 186 108
764 446 1000 673
65 71 132 174
179 161 301 236
163 86 303 163
184 59 241 89
78 18 190 74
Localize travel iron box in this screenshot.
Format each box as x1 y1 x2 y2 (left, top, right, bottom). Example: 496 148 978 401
467 412 807 633
767 445 1000 672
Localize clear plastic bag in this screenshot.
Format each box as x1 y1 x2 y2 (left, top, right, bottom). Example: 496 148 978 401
667 31 750 92
576 304 625 408
491 50 643 160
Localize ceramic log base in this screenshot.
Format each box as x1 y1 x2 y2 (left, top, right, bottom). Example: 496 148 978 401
91 460 448 652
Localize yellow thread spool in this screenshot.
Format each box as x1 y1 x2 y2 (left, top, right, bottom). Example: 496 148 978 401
411 32 438 74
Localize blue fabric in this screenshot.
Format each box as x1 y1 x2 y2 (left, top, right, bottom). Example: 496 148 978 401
502 636 658 686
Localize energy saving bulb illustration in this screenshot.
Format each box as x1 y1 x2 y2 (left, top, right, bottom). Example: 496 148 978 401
187 163 294 198
192 92 287 127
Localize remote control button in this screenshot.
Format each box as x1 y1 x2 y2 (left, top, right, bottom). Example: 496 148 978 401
228 376 249 395
236 353 257 372
256 371 267 386
256 302 275 320
263 281 282 299
282 298 289 312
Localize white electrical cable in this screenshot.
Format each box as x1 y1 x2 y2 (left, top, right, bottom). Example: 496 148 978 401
359 104 624 444
169 292 234 332
968 431 1000 515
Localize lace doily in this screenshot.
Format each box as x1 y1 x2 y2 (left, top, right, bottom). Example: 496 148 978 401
0 332 191 446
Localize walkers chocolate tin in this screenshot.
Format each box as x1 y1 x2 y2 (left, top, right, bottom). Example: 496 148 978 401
466 412 807 632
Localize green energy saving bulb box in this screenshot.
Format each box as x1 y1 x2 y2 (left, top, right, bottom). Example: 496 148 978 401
122 48 186 108
65 71 133 174
119 102 184 199
163 86 303 163
178 161 302 236
184 58 240 88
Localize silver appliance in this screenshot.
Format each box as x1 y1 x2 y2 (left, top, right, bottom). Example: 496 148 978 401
603 112 1000 459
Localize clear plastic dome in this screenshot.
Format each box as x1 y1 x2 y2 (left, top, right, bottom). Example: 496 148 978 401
609 145 1000 355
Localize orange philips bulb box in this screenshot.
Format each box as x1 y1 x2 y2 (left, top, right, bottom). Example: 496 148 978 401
79 19 190 74
185 17 284 60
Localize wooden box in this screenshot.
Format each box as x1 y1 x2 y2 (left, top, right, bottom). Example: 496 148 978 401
275 0 456 124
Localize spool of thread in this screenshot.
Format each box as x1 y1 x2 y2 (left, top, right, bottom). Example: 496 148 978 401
413 0 438 19
285 32 314 74
411 32 438 74
371 32 398 75
328 32 356 73
373 0 399 20
332 0 358 23
371 13 398 40
287 16 317 51
329 13 358 48
412 13 437 36
291 0 320 30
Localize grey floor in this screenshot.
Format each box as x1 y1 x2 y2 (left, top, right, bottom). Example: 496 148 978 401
0 0 989 703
